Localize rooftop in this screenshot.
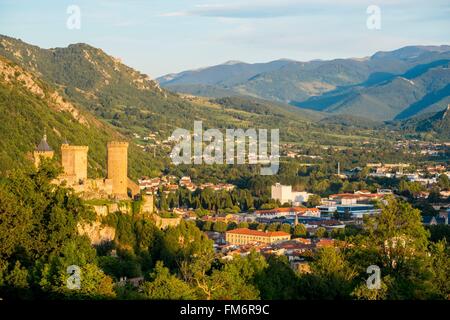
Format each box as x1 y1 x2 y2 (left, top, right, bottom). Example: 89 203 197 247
329 193 384 199
226 228 290 238
35 134 53 152
254 207 320 215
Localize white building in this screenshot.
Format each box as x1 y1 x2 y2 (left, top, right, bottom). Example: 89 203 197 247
271 183 313 206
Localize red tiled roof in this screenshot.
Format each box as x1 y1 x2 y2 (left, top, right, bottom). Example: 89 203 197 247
226 228 290 237
254 207 320 215
316 239 335 248
329 193 383 199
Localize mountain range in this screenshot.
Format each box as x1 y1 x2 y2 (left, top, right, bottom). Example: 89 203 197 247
0 34 376 176
158 45 450 121
0 34 448 177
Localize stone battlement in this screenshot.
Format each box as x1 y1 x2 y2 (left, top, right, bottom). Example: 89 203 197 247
61 144 89 151
107 141 129 148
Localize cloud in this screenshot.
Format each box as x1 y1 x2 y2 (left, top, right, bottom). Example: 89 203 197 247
159 0 423 19
160 0 330 19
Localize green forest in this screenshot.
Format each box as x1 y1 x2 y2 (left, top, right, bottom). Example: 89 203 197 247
0 162 449 300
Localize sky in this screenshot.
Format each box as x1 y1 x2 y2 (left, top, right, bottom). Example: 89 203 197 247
0 0 449 77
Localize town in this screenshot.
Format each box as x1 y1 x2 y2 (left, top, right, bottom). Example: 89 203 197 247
31 132 450 281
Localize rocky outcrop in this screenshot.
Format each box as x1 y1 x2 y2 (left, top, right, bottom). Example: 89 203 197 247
79 202 134 245
0 57 88 126
78 221 115 245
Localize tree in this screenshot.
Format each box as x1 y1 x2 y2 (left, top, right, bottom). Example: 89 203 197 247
428 188 441 203
438 174 450 190
279 223 291 234
202 220 212 231
213 221 227 233
428 241 450 299
227 222 237 231
209 253 263 300
428 225 450 243
135 219 161 251
356 196 435 299
237 221 249 229
315 227 327 238
256 223 266 231
38 261 115 299
0 162 114 299
179 245 217 300
399 180 423 196
358 167 370 180
307 194 321 208
156 220 214 271
141 261 195 300
351 276 389 300
293 224 307 237
260 203 277 210
0 261 30 299
299 247 357 299
364 196 429 271
255 255 299 299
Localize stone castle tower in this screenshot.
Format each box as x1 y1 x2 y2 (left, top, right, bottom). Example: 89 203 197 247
61 142 89 183
107 141 129 197
34 133 54 167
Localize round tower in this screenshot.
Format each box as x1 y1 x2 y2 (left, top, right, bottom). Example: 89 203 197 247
34 133 54 168
107 141 129 197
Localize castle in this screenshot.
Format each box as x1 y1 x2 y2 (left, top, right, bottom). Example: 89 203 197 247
33 134 139 199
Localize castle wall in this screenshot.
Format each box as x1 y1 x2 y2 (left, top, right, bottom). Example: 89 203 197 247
127 178 140 197
152 213 181 230
33 150 54 168
141 194 154 215
81 178 113 199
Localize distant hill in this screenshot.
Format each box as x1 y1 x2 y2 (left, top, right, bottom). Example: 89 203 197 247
159 59 292 87
398 105 450 139
318 114 383 129
299 58 450 121
158 45 450 121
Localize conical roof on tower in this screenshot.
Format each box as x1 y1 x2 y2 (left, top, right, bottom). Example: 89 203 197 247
35 133 53 152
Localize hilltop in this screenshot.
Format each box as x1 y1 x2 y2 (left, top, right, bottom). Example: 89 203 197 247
397 105 450 139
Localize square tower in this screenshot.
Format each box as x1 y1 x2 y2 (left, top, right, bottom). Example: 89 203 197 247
61 143 89 182
107 141 129 197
